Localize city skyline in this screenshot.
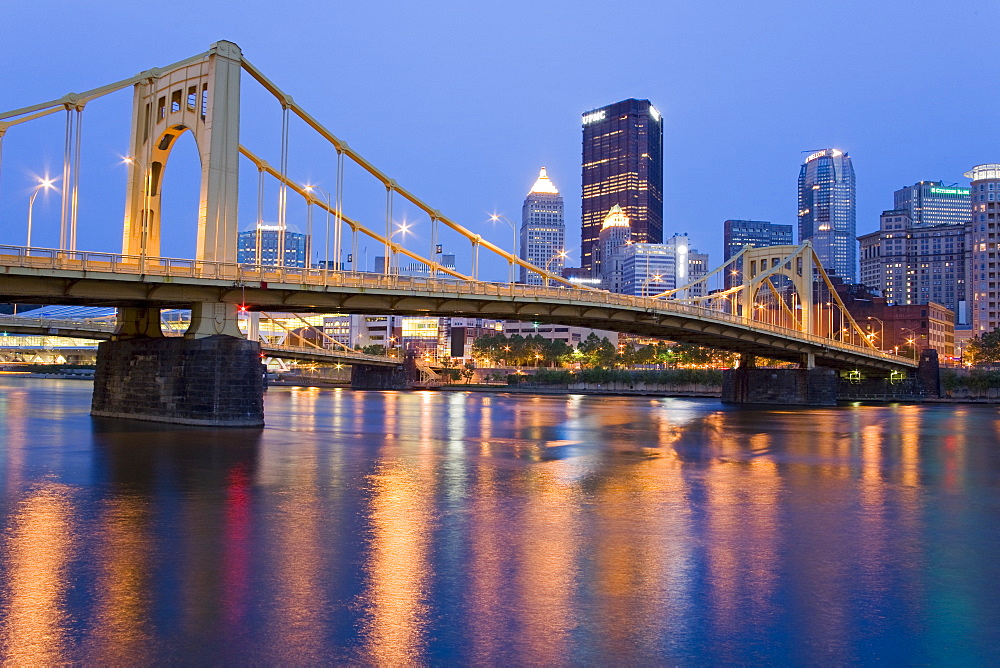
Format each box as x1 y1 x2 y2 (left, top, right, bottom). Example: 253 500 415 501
1 2 994 282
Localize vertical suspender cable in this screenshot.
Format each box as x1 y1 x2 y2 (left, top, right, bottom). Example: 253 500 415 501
70 107 83 252
277 105 290 267
430 216 437 278
306 197 313 268
335 150 344 271
256 167 264 267
384 186 392 274
0 131 5 207
60 108 73 250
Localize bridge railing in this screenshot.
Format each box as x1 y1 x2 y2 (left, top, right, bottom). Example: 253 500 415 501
0 245 910 365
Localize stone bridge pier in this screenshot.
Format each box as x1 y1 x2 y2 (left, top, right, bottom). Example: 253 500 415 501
91 304 265 427
722 354 839 406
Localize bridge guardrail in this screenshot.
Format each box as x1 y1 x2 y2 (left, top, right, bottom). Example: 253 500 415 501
0 245 911 366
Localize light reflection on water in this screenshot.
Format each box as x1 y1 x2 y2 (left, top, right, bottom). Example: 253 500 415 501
0 378 999 664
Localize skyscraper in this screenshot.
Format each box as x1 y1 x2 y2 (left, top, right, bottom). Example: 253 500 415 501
966 163 1000 334
798 149 856 282
893 181 971 227
581 98 663 273
723 220 794 261
520 167 565 285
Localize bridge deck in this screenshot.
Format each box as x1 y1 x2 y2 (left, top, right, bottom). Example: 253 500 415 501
0 248 917 372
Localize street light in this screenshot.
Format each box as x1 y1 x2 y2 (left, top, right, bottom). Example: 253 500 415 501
866 315 884 351
304 185 332 270
900 326 918 360
489 213 518 283
641 273 664 298
543 250 569 287
26 177 57 251
388 222 412 274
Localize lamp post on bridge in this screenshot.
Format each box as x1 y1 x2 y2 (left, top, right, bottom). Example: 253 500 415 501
388 221 412 274
866 315 884 351
543 250 568 287
26 177 56 252
900 326 918 360
641 273 664 298
304 185 332 270
489 213 518 284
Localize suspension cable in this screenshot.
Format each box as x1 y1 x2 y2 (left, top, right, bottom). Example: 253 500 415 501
70 107 83 252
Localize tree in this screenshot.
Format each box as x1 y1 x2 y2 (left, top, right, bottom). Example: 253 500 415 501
462 361 476 384
966 327 1000 365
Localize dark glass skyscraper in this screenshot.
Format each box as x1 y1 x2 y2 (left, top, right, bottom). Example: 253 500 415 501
798 149 856 282
581 98 663 273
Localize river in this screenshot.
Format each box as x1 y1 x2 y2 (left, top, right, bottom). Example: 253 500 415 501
0 377 998 664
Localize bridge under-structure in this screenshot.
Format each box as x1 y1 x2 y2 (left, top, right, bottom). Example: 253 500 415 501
0 41 921 425
0 313 400 367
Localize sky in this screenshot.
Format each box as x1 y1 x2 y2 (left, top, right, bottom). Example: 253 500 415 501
1 0 998 281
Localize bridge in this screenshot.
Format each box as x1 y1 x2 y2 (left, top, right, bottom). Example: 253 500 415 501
0 40 918 425
0 311 399 367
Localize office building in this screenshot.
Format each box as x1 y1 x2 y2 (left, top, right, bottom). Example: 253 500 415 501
620 233 707 298
798 149 856 282
581 98 663 273
687 249 710 298
893 181 971 227
723 219 794 260
237 226 309 267
966 163 1000 334
520 167 565 284
622 244 675 297
858 210 968 322
595 205 632 292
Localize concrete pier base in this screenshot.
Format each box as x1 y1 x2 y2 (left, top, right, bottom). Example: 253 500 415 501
722 366 838 406
350 354 417 390
92 335 265 426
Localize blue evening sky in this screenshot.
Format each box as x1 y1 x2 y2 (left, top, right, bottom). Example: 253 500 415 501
1 0 996 280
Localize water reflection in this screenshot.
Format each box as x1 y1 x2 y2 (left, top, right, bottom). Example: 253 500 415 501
0 378 998 663
0 484 76 664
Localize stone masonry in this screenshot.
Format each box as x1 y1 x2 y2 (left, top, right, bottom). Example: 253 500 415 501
92 335 265 427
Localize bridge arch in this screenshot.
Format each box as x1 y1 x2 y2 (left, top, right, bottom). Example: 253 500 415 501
739 245 815 334
121 40 242 263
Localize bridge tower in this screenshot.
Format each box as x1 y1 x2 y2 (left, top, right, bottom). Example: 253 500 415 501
122 40 242 264
739 244 815 336
93 41 262 427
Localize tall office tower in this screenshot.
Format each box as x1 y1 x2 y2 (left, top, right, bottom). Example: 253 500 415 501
581 98 663 273
237 226 309 267
966 164 1000 334
723 219 794 260
596 205 632 292
858 210 967 321
520 167 565 284
893 181 971 227
798 149 856 282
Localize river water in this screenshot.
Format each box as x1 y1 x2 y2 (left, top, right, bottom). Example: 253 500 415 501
0 377 998 665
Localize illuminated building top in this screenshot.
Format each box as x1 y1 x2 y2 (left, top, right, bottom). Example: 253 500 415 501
601 204 631 230
805 148 844 163
964 164 1000 181
528 167 559 195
